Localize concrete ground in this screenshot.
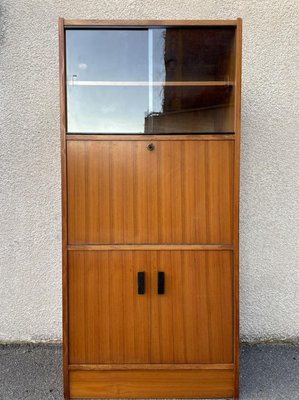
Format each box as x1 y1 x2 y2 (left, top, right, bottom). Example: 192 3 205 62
0 344 298 400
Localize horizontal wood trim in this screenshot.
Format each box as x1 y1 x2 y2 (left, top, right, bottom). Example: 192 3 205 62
69 369 234 398
67 244 234 251
69 363 234 371
64 19 238 27
66 134 235 141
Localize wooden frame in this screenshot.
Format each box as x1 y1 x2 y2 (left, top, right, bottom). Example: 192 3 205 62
58 17 69 400
233 18 242 398
59 18 242 399
64 19 238 27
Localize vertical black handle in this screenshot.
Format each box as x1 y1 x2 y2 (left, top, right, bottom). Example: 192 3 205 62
157 271 165 295
137 272 145 295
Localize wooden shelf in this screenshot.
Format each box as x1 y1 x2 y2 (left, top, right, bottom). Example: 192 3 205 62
67 80 234 87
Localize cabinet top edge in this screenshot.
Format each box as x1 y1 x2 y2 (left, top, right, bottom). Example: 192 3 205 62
62 19 241 27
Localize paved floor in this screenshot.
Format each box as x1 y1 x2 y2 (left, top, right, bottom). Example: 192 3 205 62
0 344 298 399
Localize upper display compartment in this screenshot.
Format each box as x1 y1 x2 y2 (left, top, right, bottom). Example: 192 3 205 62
66 27 236 134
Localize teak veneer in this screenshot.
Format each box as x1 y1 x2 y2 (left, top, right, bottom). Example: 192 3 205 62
59 18 242 399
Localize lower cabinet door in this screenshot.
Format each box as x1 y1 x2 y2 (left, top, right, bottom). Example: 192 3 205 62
150 250 233 364
68 250 233 365
68 251 151 364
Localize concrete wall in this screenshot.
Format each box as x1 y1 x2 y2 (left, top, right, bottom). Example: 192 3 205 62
0 0 298 343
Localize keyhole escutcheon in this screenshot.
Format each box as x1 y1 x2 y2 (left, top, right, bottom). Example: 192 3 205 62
147 143 155 151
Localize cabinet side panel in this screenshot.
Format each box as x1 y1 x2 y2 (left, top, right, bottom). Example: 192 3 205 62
59 17 69 400
233 18 242 399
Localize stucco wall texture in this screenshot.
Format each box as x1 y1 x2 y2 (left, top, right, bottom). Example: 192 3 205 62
0 0 298 343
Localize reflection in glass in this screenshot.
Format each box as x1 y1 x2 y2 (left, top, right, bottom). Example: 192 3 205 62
153 28 235 82
66 27 235 134
66 29 149 133
68 86 148 133
146 28 235 133
145 86 234 133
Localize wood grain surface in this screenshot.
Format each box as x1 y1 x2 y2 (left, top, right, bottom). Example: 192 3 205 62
68 251 151 364
67 140 234 245
67 244 233 251
233 18 242 400
64 19 238 27
69 369 234 398
68 250 233 365
68 363 234 370
150 251 233 364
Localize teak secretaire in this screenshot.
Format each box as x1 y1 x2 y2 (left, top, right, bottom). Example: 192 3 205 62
59 18 242 399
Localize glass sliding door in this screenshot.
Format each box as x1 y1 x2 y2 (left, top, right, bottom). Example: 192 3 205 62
66 27 236 134
66 29 149 133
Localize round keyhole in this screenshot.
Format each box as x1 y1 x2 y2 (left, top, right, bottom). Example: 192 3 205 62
147 143 155 151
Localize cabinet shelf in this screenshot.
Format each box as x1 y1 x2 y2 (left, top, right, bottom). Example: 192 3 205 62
67 80 234 87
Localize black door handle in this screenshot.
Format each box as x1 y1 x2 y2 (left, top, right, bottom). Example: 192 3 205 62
157 271 165 295
137 272 145 295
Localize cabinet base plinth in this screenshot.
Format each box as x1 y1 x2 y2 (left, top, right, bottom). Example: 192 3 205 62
69 369 234 399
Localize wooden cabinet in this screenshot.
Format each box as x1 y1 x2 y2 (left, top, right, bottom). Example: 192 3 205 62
59 18 242 399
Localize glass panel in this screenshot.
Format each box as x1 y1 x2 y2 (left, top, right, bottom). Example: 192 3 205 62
152 27 236 82
68 86 148 133
146 27 235 133
146 85 234 134
66 29 149 133
66 27 235 134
